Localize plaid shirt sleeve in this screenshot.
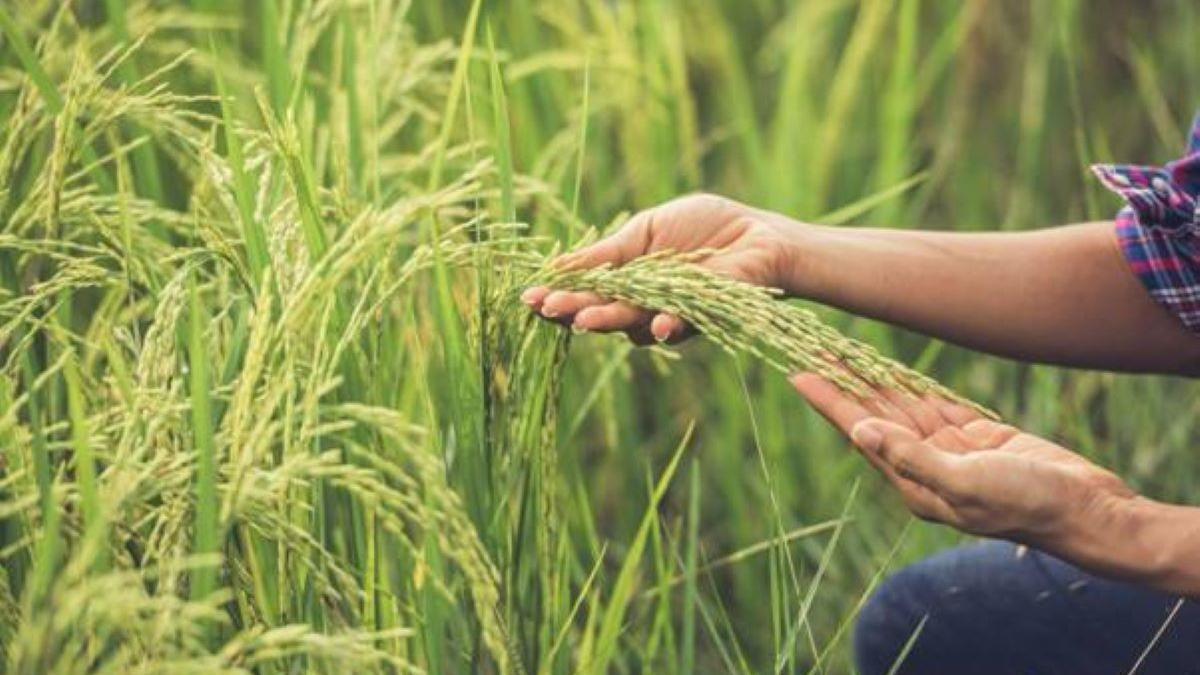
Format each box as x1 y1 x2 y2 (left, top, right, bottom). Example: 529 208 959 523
1091 112 1200 331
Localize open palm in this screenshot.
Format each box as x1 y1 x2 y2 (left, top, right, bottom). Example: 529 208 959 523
791 373 1135 544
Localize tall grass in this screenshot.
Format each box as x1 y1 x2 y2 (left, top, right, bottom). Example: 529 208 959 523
0 1 1196 673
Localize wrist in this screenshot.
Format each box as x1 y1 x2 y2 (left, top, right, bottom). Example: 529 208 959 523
1050 493 1200 596
1121 498 1200 595
772 220 837 299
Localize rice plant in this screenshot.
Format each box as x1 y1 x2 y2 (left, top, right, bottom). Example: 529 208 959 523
528 248 988 413
0 1 1196 674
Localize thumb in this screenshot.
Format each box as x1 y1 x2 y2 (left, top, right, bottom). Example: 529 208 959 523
849 418 918 453
850 419 965 496
554 211 653 271
552 235 629 271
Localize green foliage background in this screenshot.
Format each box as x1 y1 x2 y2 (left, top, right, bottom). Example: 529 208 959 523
0 0 1196 673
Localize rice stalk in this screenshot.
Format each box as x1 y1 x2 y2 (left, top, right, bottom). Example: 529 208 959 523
527 248 992 416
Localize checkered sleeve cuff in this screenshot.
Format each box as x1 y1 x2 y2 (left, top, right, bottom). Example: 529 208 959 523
1092 113 1200 332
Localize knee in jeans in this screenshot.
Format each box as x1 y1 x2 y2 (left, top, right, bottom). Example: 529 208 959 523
853 568 929 675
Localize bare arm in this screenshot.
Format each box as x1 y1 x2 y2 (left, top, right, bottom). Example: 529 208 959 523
523 195 1200 376
789 221 1200 375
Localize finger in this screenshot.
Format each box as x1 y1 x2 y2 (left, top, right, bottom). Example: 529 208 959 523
574 301 653 333
847 432 960 524
540 290 607 323
850 419 968 498
552 211 651 271
791 373 874 436
552 235 628 271
818 361 924 432
792 371 918 435
650 313 691 343
894 482 960 525
962 419 1021 447
520 286 551 310
854 428 909 481
928 396 985 427
862 389 926 434
926 425 982 454
878 389 944 438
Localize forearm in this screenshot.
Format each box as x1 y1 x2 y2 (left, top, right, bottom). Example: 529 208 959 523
1046 495 1200 598
786 221 1200 375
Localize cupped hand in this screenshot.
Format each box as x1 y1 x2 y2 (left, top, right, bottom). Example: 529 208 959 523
790 374 1137 546
521 193 803 344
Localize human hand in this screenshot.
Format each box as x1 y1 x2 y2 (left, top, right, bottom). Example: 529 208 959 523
521 194 805 344
790 373 1137 547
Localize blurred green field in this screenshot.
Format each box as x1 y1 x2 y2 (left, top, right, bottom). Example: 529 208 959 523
0 0 1197 673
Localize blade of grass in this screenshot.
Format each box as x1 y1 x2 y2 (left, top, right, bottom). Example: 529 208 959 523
20 351 52 520
586 422 693 674
212 37 271 287
103 0 166 208
874 0 919 225
0 5 114 193
261 0 291 114
487 27 515 225
885 616 928 675
814 172 928 227
187 271 219 603
807 0 892 213
256 89 328 258
774 479 860 674
426 0 483 198
643 519 847 597
539 543 608 675
424 0 489 531
63 345 104 570
569 56 590 222
0 6 62 110
680 461 700 675
804 519 914 674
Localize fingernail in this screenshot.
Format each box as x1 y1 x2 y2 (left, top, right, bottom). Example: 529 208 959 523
520 288 539 306
650 315 671 342
541 306 559 318
850 422 883 452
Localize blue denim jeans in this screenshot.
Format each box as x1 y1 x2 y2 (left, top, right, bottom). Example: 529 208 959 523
854 540 1200 674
